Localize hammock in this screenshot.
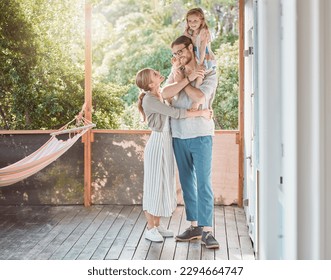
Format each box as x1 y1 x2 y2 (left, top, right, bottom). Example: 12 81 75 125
0 117 95 187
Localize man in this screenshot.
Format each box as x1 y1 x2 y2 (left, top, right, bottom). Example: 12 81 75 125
162 35 219 249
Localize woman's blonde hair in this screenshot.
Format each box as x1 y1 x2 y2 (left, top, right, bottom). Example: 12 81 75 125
185 7 208 36
135 68 153 122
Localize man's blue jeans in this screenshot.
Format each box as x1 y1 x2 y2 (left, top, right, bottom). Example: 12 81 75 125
173 136 214 227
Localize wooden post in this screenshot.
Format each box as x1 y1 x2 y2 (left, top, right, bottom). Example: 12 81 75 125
83 1 92 207
238 0 245 207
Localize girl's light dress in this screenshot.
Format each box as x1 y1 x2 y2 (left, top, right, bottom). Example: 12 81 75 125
186 29 217 70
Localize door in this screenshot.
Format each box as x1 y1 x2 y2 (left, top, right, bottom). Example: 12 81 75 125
243 0 258 252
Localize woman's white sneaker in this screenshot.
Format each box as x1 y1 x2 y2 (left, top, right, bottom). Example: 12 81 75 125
145 227 164 242
157 225 174 237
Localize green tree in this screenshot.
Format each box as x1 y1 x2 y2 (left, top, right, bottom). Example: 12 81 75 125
0 0 86 129
0 0 126 130
213 41 239 130
91 0 239 130
92 81 127 128
0 0 38 129
1 0 239 130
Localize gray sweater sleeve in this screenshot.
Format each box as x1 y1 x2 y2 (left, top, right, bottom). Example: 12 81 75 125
143 94 187 119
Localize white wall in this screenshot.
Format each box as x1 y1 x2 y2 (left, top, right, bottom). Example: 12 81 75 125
280 0 297 259
245 0 331 259
256 0 331 259
324 0 331 260
256 0 282 259
297 0 326 259
243 0 257 249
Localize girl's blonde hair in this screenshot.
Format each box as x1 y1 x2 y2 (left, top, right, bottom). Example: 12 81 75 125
185 8 209 36
135 68 153 122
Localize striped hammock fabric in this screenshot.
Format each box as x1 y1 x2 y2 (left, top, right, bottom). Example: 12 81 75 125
0 119 95 187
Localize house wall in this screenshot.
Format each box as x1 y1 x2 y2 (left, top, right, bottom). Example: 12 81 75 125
256 0 282 260
0 130 239 206
243 0 259 251
325 0 331 260
246 0 331 259
296 0 331 260
280 0 298 260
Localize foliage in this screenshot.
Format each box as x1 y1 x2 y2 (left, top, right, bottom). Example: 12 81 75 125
91 81 127 128
213 41 239 130
92 0 239 130
0 0 239 130
0 0 38 129
0 0 85 129
121 104 149 130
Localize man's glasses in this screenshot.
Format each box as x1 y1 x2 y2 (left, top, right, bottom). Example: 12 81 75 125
172 45 188 57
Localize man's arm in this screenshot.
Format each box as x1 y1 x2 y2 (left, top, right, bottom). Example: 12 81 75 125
162 67 205 99
184 84 205 104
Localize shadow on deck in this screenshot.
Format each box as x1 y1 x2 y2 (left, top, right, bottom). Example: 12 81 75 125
0 205 255 260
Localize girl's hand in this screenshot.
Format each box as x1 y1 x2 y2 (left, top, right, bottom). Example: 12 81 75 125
172 57 184 71
184 30 191 38
171 57 181 67
187 65 205 82
173 65 185 83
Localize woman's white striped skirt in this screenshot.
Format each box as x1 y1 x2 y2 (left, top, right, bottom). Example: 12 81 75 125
143 128 177 217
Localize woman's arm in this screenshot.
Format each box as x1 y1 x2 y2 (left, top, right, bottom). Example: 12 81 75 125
144 95 212 120
144 95 187 119
186 108 212 119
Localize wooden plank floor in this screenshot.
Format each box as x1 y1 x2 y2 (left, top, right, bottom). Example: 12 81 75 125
0 205 255 260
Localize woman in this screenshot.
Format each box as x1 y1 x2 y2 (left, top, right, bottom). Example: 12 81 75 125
136 68 212 242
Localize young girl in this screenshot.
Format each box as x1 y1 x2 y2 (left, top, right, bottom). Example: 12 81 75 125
184 7 216 110
136 68 212 242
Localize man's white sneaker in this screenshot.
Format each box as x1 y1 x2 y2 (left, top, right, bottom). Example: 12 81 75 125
157 225 174 237
145 227 164 242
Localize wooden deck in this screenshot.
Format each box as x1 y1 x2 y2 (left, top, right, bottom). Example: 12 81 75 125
0 205 255 260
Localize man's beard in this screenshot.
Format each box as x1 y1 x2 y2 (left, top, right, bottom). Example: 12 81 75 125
179 53 193 66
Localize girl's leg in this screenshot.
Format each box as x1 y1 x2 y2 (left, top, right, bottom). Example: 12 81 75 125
195 76 203 88
191 78 202 110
